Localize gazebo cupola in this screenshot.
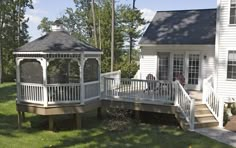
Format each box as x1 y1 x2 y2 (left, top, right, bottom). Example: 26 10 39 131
14 23 102 107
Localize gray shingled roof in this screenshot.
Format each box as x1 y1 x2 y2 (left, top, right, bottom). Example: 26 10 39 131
139 9 216 45
15 31 101 52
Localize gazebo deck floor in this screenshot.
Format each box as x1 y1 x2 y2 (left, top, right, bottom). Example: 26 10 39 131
16 99 101 116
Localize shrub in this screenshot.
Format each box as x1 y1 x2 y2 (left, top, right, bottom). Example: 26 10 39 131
104 108 132 132
117 60 139 78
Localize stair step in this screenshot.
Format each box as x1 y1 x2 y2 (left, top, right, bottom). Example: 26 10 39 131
195 121 219 128
195 114 214 118
195 118 217 123
195 101 203 105
195 116 216 122
195 109 211 115
195 104 208 110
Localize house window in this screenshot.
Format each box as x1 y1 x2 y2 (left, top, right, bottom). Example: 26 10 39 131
173 54 184 81
158 53 169 80
227 51 236 79
230 0 236 24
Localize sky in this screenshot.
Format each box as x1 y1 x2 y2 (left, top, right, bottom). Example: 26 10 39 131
26 0 217 41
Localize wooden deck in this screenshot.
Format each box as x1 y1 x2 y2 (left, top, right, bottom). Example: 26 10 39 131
101 99 177 114
16 99 101 115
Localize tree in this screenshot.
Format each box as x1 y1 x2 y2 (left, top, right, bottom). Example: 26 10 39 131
111 0 115 72
91 0 98 47
37 17 53 33
0 0 33 82
37 0 143 74
119 4 145 63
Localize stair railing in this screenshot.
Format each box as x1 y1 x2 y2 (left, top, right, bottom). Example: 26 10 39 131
175 81 195 131
202 75 224 127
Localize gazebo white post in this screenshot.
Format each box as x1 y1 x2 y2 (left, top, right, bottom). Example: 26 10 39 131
40 58 48 107
80 53 85 105
96 57 101 98
16 58 23 103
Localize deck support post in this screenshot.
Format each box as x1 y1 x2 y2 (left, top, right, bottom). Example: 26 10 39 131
21 112 25 122
17 111 22 129
134 110 140 121
75 114 82 129
97 107 102 119
48 116 54 131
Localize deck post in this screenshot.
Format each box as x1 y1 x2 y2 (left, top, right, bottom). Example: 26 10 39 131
48 116 54 131
202 79 207 103
218 98 224 128
17 111 22 129
16 58 23 103
80 53 85 105
174 81 179 106
40 58 48 107
104 77 107 97
75 113 82 129
190 99 195 131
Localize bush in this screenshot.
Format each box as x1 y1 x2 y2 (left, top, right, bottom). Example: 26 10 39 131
104 108 132 132
117 60 139 78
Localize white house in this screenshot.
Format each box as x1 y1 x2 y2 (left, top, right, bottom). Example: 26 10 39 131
139 0 236 100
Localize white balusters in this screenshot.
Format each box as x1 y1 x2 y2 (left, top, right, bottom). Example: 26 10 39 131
20 83 44 104
47 83 80 104
202 75 223 127
104 78 175 103
175 81 195 130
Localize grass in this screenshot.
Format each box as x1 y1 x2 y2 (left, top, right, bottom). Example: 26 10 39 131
0 82 233 148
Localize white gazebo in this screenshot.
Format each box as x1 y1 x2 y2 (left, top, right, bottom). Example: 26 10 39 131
14 23 102 129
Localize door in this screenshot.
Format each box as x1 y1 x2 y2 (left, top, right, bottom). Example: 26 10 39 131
186 53 201 90
158 53 170 80
173 53 185 81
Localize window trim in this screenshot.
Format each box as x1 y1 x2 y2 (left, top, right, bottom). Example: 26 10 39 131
226 50 236 80
229 0 236 25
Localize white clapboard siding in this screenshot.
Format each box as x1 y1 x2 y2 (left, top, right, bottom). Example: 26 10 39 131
140 48 157 80
139 45 215 90
216 0 236 98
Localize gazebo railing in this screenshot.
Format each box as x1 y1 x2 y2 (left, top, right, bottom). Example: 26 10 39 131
20 83 44 104
84 81 100 102
47 83 80 104
18 81 101 105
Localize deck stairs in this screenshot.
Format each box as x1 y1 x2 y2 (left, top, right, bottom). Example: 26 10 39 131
175 91 218 130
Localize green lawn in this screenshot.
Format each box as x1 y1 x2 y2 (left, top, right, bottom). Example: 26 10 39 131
0 83 233 148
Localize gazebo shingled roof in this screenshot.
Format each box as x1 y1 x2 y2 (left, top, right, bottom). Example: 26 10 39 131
14 31 101 52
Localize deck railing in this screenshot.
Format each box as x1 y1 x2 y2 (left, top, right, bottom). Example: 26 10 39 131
175 81 195 130
20 83 44 104
100 70 121 93
104 77 175 103
202 75 224 127
47 83 80 104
